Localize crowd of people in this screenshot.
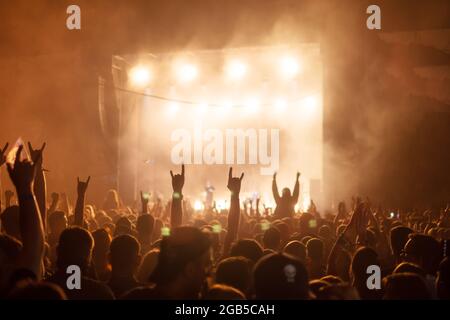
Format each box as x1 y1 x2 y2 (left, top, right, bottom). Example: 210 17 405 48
0 142 449 300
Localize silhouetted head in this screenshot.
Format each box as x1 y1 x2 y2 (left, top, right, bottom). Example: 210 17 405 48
383 273 430 300
204 284 245 300
283 240 306 262
0 234 22 291
390 226 413 260
351 246 379 285
104 189 119 210
109 234 141 274
0 206 20 240
318 225 332 240
150 227 212 298
393 262 426 277
307 238 324 262
114 216 133 236
402 234 441 275
229 239 264 265
137 249 159 284
263 227 281 250
253 253 309 300
48 211 67 238
92 228 111 258
281 188 291 199
7 281 67 300
335 250 351 282
56 227 93 271
136 214 155 242
216 256 252 295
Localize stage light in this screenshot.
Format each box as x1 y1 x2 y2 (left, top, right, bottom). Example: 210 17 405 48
302 195 311 212
279 56 300 78
302 95 318 112
197 102 208 113
245 97 260 113
216 199 228 211
274 98 287 112
129 66 151 87
226 59 247 80
167 102 180 115
194 200 204 211
177 63 198 83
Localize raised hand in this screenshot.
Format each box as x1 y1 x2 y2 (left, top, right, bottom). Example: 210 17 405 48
28 142 46 167
296 172 301 180
51 192 59 204
77 176 91 195
140 191 150 214
273 172 277 180
170 164 185 194
0 143 8 166
227 167 244 196
7 145 39 193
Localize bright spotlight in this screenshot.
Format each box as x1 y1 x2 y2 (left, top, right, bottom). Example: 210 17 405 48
216 199 228 211
226 59 247 80
177 63 198 83
194 200 204 211
302 95 318 111
167 102 180 115
129 66 151 87
279 56 300 78
197 102 208 113
274 98 287 112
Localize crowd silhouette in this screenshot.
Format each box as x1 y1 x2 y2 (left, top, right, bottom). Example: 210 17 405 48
0 142 449 300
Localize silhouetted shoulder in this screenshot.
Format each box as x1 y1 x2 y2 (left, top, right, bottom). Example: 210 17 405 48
121 286 166 300
46 272 114 300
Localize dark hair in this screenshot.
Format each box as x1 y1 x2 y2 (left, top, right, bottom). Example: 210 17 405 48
229 239 264 264
263 227 281 250
136 214 155 238
390 226 413 258
283 240 306 262
383 273 430 300
110 234 140 269
393 262 426 277
0 206 20 239
306 238 324 261
253 253 309 300
351 246 378 283
7 281 67 300
215 256 252 294
204 284 245 300
150 227 211 285
404 234 441 275
0 234 22 262
92 228 112 255
57 227 93 270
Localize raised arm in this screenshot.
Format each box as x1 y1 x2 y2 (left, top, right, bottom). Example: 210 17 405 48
7 145 45 279
47 192 59 216
0 143 9 210
28 142 47 231
74 176 90 227
272 172 281 204
140 191 150 214
170 164 185 228
223 167 244 256
292 172 300 203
